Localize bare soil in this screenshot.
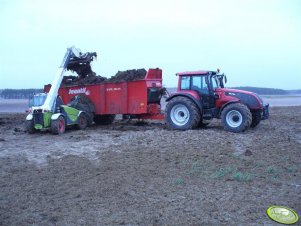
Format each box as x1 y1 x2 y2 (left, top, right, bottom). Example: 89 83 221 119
0 106 300 225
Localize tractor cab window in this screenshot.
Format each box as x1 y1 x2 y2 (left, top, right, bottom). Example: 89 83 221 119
212 76 219 90
191 75 209 94
180 76 190 90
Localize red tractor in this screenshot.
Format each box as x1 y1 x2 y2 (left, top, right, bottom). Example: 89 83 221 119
165 70 269 133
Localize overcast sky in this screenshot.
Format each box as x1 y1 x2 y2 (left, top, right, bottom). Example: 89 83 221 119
0 0 300 89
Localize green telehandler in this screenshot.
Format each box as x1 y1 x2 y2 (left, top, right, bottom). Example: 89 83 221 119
26 47 95 134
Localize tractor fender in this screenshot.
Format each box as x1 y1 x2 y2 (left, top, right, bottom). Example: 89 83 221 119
51 113 64 120
166 93 203 112
219 100 242 116
26 114 33 121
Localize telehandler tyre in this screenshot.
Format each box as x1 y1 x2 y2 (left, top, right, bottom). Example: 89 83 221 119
51 116 66 135
25 120 35 134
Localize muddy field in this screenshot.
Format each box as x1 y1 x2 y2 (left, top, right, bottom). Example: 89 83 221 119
0 106 300 225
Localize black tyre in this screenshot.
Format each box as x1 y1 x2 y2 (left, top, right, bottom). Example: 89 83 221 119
51 116 66 135
25 120 35 134
94 114 116 125
221 103 252 133
166 96 201 130
77 113 88 130
68 95 95 125
251 110 261 128
198 120 211 128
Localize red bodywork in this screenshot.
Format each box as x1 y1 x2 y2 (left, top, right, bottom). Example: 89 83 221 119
215 88 262 109
44 68 165 120
175 71 262 110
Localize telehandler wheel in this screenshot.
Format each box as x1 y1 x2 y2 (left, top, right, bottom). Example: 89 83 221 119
221 103 252 133
25 120 35 134
77 113 88 130
166 96 201 130
251 110 261 128
51 116 66 135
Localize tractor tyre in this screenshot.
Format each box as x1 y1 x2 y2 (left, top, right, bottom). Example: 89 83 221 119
198 120 211 128
51 116 66 135
221 103 252 133
77 113 88 130
166 96 201 130
94 114 116 125
25 120 35 134
251 110 261 128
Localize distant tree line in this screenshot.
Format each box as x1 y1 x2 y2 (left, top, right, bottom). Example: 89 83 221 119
0 89 43 99
230 87 289 95
0 87 300 99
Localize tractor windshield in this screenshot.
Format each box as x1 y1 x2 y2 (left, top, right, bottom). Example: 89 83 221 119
212 76 220 89
212 74 226 89
29 94 47 107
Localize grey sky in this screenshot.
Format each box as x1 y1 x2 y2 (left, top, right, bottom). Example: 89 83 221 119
0 0 300 89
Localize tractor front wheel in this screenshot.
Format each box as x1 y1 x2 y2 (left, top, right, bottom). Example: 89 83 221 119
51 116 66 135
221 103 252 133
166 96 201 130
251 110 261 128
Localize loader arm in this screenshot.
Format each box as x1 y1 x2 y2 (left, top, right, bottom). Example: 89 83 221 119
39 46 96 112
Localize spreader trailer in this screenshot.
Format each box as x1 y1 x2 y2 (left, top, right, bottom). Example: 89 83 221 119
44 68 165 125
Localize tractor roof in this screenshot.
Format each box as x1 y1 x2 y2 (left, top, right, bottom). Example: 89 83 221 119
176 70 217 76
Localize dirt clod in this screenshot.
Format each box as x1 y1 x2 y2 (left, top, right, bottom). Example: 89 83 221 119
244 149 252 156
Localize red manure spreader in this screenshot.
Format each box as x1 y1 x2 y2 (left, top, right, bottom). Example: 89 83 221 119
44 68 165 125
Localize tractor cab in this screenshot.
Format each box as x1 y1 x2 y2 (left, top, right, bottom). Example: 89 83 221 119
29 93 47 108
176 70 226 109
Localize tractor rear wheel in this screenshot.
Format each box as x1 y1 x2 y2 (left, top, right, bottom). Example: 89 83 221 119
166 96 201 130
221 103 252 133
94 114 116 125
251 110 261 128
51 116 66 135
77 113 88 130
25 120 35 134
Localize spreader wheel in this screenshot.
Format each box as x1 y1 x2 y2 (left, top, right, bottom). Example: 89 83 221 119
77 113 88 130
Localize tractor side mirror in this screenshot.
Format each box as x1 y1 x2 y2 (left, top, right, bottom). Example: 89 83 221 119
224 75 227 84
